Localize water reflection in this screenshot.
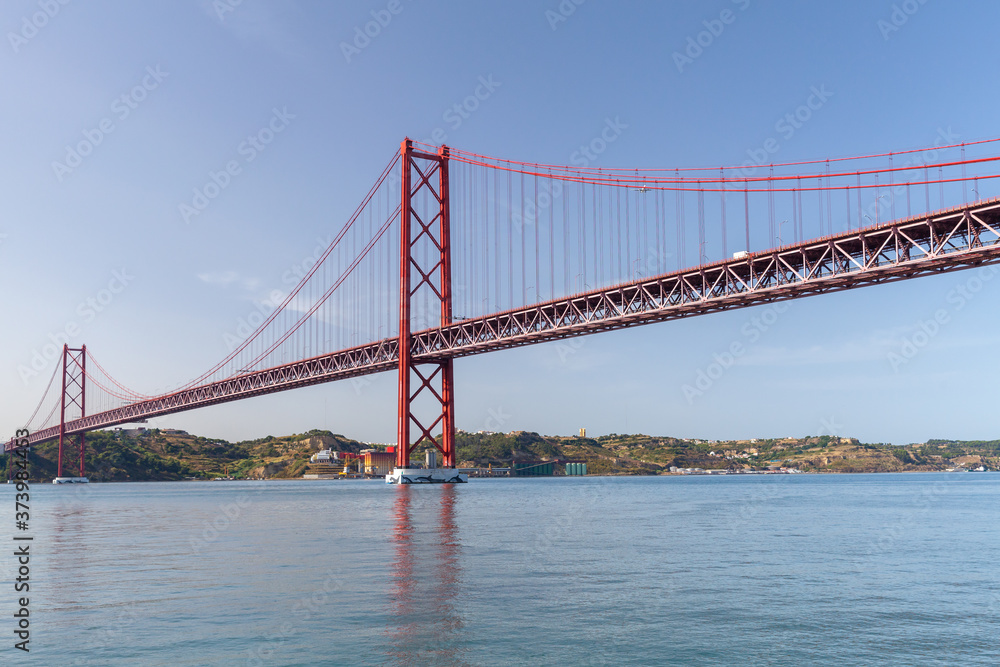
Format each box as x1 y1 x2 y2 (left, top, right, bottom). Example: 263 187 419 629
51 489 94 596
385 484 469 666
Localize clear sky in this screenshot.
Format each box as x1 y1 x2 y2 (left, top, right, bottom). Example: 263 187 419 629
3 0 999 446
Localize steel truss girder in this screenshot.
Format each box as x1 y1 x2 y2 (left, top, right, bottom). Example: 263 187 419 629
413 200 1000 359
9 200 1000 453
13 341 399 448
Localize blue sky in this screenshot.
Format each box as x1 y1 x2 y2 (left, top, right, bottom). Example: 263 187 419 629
3 0 999 446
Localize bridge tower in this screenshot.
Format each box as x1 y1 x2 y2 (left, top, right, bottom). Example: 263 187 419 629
56 345 88 481
392 139 464 483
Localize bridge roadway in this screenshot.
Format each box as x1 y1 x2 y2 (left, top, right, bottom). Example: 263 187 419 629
8 199 1000 450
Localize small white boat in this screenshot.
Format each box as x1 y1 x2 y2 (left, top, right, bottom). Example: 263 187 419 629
52 477 89 484
385 468 468 484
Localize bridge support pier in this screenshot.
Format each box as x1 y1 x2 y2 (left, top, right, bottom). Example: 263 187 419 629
394 139 460 477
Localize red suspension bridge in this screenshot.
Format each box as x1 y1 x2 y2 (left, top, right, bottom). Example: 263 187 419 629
8 137 1000 478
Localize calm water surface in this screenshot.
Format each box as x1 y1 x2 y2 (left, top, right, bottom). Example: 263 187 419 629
3 473 999 665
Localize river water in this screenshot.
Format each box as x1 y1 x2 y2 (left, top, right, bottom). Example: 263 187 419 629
4 473 999 665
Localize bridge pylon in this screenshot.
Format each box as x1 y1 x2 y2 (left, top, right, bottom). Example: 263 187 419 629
392 139 464 483
56 344 88 482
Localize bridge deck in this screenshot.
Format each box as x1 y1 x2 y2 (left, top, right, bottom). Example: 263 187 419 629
9 199 1000 450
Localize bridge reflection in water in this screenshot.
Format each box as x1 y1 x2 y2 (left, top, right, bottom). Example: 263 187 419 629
385 484 471 666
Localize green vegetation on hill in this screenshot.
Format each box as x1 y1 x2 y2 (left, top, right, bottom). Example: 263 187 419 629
454 431 1000 474
8 427 999 483
7 428 370 483
17 431 197 482
921 439 1000 458
455 430 559 462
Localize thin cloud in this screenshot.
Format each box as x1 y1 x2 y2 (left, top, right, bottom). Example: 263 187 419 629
197 270 260 291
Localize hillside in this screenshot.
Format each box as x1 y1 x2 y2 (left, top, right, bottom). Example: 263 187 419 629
458 430 999 474
10 428 370 483
7 428 999 482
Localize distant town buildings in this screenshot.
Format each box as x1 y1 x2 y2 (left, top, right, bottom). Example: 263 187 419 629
111 427 188 437
669 466 801 475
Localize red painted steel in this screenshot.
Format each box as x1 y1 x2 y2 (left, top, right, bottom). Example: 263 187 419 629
56 345 86 477
396 140 456 469
79 346 86 478
7 200 1000 454
15 342 399 448
57 345 66 475
397 139 412 467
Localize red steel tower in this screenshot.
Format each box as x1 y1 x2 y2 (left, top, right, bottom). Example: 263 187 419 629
396 140 456 469
57 345 87 479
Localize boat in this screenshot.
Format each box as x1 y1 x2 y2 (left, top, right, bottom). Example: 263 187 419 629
385 468 468 484
52 477 89 484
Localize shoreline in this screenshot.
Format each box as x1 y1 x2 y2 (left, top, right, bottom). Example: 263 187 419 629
23 468 995 485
